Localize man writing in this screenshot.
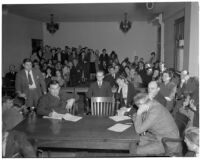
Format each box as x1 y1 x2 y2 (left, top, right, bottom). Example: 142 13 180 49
37 80 77 116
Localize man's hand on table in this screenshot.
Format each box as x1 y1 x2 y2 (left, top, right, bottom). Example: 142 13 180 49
66 98 75 109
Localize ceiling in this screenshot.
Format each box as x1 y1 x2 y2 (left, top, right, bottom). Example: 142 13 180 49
3 2 181 22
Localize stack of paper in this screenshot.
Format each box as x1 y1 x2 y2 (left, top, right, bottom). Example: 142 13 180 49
109 115 131 122
108 123 131 132
43 112 82 122
63 113 82 122
43 111 64 120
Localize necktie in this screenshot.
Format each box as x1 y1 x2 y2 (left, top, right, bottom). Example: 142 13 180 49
28 71 33 85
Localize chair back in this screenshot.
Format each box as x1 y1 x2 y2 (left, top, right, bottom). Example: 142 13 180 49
91 97 115 116
174 111 190 138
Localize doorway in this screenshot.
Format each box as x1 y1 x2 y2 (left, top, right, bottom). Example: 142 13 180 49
32 39 43 53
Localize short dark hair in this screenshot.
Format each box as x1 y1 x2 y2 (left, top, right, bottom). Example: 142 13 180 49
134 93 150 106
151 52 156 56
48 80 59 88
23 58 32 64
14 96 26 108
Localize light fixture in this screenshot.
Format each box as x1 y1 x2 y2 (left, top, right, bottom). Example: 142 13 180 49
120 12 132 33
146 3 154 10
46 14 59 34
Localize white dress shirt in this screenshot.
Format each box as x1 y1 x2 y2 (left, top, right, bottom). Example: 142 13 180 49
25 70 36 89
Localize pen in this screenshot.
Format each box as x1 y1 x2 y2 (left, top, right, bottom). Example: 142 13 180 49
124 122 133 125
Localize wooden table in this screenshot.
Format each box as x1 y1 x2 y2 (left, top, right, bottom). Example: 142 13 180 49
14 116 139 154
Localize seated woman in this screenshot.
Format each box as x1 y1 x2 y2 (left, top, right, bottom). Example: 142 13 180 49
115 75 137 108
159 70 177 112
184 127 199 157
127 66 143 88
62 65 70 87
132 93 180 155
52 70 65 87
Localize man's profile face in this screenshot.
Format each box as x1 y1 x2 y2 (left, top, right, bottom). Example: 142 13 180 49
48 84 60 97
23 62 32 71
96 72 104 82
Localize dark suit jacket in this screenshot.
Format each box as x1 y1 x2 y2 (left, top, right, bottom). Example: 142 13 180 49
5 72 16 87
37 91 76 116
70 65 82 86
104 73 118 87
15 68 46 96
116 83 138 107
87 81 112 98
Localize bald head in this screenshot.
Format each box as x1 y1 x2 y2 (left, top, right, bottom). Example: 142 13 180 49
148 81 160 98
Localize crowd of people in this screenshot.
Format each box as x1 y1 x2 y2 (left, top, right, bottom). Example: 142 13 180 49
2 45 199 157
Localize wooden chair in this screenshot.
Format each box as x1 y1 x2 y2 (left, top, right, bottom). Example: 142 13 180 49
161 111 190 156
91 97 115 116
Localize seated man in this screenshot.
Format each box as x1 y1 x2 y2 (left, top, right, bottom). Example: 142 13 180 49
86 70 112 114
87 70 112 98
2 96 24 131
37 80 77 116
148 81 167 107
132 93 180 155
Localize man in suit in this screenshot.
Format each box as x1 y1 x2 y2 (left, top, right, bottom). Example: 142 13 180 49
132 93 180 155
15 58 46 108
99 49 109 74
5 65 17 87
87 70 113 98
70 58 82 86
104 66 118 87
86 70 112 114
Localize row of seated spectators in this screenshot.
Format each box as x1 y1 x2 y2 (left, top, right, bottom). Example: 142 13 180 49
3 45 167 88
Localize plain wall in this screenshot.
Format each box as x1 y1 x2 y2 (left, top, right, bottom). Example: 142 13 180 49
2 12 43 75
43 21 157 62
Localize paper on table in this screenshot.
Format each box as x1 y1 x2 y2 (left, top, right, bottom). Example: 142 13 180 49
109 115 131 122
108 123 131 132
43 111 64 120
63 113 82 122
43 112 82 122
